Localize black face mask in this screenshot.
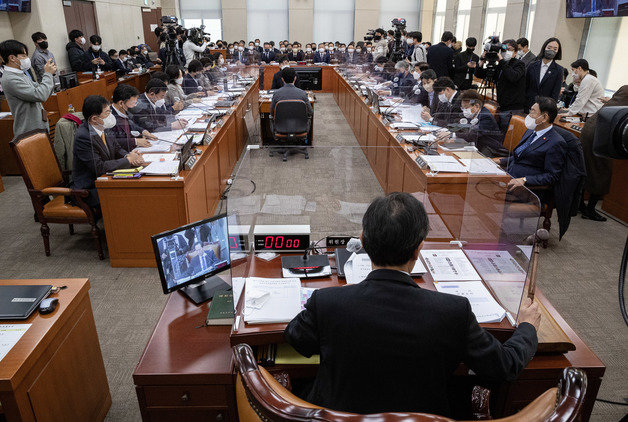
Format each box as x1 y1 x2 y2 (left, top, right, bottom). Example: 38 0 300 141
38 41 48 50
467 48 475 52
374 35 381 41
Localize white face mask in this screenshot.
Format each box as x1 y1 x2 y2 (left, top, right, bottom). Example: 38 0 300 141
80 37 86 45
366 47 372 52
503 51 514 61
412 71 420 79
329 46 335 51
339 48 345 52
154 98 166 108
319 48 325 53
280 47 286 52
407 39 414 45
19 57 31 71
324 46 329 50
524 114 539 130
572 71 578 80
175 76 183 85
347 48 354 53
306 48 312 53
438 93 448 102
255 42 260 46
238 46 244 51
229 48 234 53
92 45 101 51
102 113 117 129
462 108 475 119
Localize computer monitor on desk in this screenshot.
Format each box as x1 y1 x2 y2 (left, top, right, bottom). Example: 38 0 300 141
152 214 232 304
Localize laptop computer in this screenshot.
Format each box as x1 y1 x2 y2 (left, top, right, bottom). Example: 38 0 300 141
0 285 52 320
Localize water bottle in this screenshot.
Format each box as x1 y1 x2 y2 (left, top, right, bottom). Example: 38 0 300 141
68 104 75 113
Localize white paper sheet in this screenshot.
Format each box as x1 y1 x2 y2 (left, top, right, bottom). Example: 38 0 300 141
243 278 302 324
434 281 506 323
0 324 31 362
231 277 246 312
459 158 506 175
135 142 172 153
140 160 180 175
420 249 481 282
142 153 177 163
344 253 372 284
464 250 527 282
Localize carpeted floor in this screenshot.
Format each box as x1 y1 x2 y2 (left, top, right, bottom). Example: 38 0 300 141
0 93 626 421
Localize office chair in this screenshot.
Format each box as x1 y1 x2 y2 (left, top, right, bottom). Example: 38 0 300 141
10 130 105 259
270 99 311 161
233 343 587 422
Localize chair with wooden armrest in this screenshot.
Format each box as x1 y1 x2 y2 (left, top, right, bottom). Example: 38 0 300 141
10 129 104 260
233 343 587 422
503 115 527 153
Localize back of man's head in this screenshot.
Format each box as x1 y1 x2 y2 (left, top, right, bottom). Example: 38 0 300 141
362 193 429 267
281 67 296 84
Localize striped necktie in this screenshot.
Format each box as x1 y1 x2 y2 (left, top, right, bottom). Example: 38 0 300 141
514 132 537 157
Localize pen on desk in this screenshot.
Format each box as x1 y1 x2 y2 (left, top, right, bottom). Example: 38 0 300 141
233 315 241 332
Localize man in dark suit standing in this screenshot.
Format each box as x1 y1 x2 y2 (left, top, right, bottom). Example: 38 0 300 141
426 31 455 77
452 37 479 90
261 42 276 64
516 37 536 68
285 192 540 416
73 95 145 206
498 97 567 189
270 67 312 120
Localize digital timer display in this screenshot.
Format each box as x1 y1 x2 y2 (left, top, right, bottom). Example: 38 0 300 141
228 234 248 251
254 234 310 252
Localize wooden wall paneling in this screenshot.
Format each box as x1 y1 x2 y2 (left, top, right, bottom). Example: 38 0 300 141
386 147 405 194
374 127 390 189
184 162 210 223
203 146 222 214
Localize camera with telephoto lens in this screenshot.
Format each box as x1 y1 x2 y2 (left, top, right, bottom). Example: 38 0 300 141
364 29 375 41
389 18 407 63
188 26 211 45
483 36 505 63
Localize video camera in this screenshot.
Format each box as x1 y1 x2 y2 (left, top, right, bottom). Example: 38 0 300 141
483 36 506 63
389 18 407 63
187 26 211 45
364 29 375 42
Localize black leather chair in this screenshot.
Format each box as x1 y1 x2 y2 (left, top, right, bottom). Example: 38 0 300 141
270 99 311 161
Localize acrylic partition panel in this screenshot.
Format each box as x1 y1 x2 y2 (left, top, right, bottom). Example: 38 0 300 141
226 145 540 324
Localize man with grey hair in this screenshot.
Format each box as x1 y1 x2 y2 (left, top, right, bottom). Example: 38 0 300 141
391 60 415 97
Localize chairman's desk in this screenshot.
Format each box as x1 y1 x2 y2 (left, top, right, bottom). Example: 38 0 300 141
95 77 259 267
0 68 157 175
261 63 337 92
0 278 111 421
133 69 604 422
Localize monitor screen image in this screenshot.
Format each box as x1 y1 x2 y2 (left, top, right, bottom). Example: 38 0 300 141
0 0 31 12
566 0 628 17
152 214 231 294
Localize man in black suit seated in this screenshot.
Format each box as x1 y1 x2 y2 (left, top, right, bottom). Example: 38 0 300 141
497 96 566 190
188 243 218 276
408 69 438 111
129 79 187 133
73 95 146 206
286 192 540 416
422 76 462 127
270 67 312 121
271 55 298 90
261 42 276 64
286 43 304 62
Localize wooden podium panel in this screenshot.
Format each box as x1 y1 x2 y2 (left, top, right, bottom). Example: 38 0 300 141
0 279 111 422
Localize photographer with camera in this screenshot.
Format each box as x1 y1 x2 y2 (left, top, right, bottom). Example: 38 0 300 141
427 31 455 78
182 30 209 68
372 29 388 61
473 38 525 113
452 37 479 91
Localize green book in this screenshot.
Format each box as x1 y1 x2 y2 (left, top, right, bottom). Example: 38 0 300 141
205 291 235 325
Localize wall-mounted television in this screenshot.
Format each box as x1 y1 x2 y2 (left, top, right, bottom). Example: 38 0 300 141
0 0 31 12
567 0 628 17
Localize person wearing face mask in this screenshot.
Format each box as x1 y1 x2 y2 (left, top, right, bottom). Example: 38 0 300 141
372 29 389 61
182 60 211 96
410 69 437 111
363 43 374 63
345 44 358 64
73 95 145 206
233 43 246 64
524 37 564 112
423 76 462 127
165 64 202 108
474 39 526 113
453 90 505 157
313 44 330 64
391 61 415 98
254 39 263 53
261 42 276 64
287 43 304 62
452 37 479 91
515 37 536 68
303 44 315 62
406 31 427 67
66 29 88 72
226 44 235 60
271 55 300 89
83 35 113 72
426 31 455 77
109 84 157 151
30 32 56 83
563 59 603 117
245 42 260 64
113 50 132 75
0 39 57 139
496 97 566 190
130 79 188 133
136 45 157 67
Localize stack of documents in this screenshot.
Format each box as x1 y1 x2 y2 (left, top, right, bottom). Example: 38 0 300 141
464 250 527 282
433 280 506 323
142 153 177 163
459 158 506 175
420 249 481 281
135 142 172 153
420 155 468 173
344 253 426 285
243 277 302 324
390 122 420 130
140 160 180 176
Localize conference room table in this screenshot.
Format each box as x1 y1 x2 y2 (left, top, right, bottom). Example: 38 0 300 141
132 67 605 422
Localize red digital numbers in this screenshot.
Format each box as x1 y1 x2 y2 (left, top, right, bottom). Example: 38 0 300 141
229 236 239 249
263 236 300 249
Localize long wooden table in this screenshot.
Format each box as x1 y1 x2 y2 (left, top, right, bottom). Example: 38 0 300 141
261 64 337 92
0 279 111 421
96 80 259 267
133 69 605 422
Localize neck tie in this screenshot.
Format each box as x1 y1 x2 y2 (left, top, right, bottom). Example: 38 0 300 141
514 132 537 157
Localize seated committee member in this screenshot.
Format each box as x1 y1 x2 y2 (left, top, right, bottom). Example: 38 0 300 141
73 95 145 206
113 49 131 75
110 84 157 151
498 97 566 190
182 59 208 96
261 42 276 64
84 35 113 71
391 61 415 97
165 65 201 107
564 59 604 117
453 90 505 157
30 32 56 82
0 39 56 140
524 38 564 111
313 44 330 64
410 69 438 110
270 67 313 121
423 76 461 127
188 243 218 276
66 29 87 72
130 79 187 133
285 192 540 415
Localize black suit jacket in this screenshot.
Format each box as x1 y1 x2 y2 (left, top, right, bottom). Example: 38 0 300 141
475 58 526 111
433 91 462 127
260 50 276 64
427 42 454 77
525 60 564 111
72 123 131 206
287 51 304 62
83 49 114 71
285 269 537 416
129 94 173 133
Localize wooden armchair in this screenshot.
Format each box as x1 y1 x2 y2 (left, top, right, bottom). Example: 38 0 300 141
10 129 104 260
233 343 587 422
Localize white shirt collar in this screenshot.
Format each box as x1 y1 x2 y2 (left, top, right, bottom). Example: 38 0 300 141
144 93 157 109
3 66 24 74
112 104 127 118
533 124 553 138
447 90 457 103
90 124 104 138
